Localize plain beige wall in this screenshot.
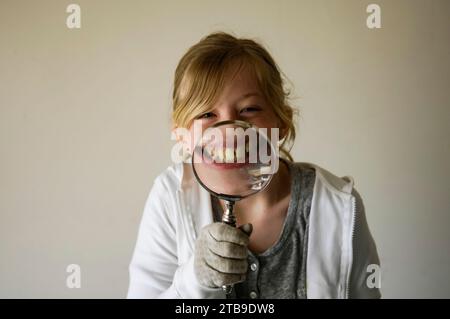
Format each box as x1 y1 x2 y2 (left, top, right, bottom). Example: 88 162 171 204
1 0 449 298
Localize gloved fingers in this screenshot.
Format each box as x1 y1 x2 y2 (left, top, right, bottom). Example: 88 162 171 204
204 249 248 274
208 240 248 259
208 223 250 246
195 259 245 288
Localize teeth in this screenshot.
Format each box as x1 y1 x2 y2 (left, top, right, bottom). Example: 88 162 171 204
236 144 246 163
204 144 214 157
207 142 249 163
225 148 235 163
213 147 224 162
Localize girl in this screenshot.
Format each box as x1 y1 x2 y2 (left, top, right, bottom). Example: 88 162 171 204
127 32 381 299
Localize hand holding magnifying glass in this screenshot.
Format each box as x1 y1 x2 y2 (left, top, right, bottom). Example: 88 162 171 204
191 120 278 294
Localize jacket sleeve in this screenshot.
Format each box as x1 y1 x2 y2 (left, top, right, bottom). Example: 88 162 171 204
127 175 224 299
349 188 382 299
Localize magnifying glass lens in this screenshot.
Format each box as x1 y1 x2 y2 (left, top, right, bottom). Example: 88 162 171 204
192 120 277 200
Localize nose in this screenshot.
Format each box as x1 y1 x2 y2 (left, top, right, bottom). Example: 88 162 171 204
217 109 241 122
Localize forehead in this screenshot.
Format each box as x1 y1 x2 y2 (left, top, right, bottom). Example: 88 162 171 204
215 65 261 103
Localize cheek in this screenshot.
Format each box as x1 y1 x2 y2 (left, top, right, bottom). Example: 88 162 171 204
183 121 209 151
250 114 282 142
250 114 280 130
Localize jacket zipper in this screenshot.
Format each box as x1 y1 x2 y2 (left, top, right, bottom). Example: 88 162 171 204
345 195 357 298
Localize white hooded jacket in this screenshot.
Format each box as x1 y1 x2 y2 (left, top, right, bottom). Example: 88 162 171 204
127 162 381 299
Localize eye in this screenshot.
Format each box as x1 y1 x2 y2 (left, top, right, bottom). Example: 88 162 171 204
197 112 215 119
240 106 261 113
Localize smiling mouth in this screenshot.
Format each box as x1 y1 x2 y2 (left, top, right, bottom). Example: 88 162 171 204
197 143 251 169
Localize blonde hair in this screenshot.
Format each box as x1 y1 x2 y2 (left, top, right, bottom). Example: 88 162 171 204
172 32 297 161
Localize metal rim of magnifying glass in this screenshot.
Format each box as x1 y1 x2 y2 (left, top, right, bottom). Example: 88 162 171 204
191 119 278 201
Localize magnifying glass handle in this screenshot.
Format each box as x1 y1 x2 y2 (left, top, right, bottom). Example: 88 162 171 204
221 200 237 294
222 200 236 227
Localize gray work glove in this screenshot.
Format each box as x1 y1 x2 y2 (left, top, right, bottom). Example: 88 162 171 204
194 222 253 288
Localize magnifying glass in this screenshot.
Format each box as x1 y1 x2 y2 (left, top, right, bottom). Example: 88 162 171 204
191 120 279 293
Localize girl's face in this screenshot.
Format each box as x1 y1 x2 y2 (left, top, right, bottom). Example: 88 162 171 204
174 66 284 158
